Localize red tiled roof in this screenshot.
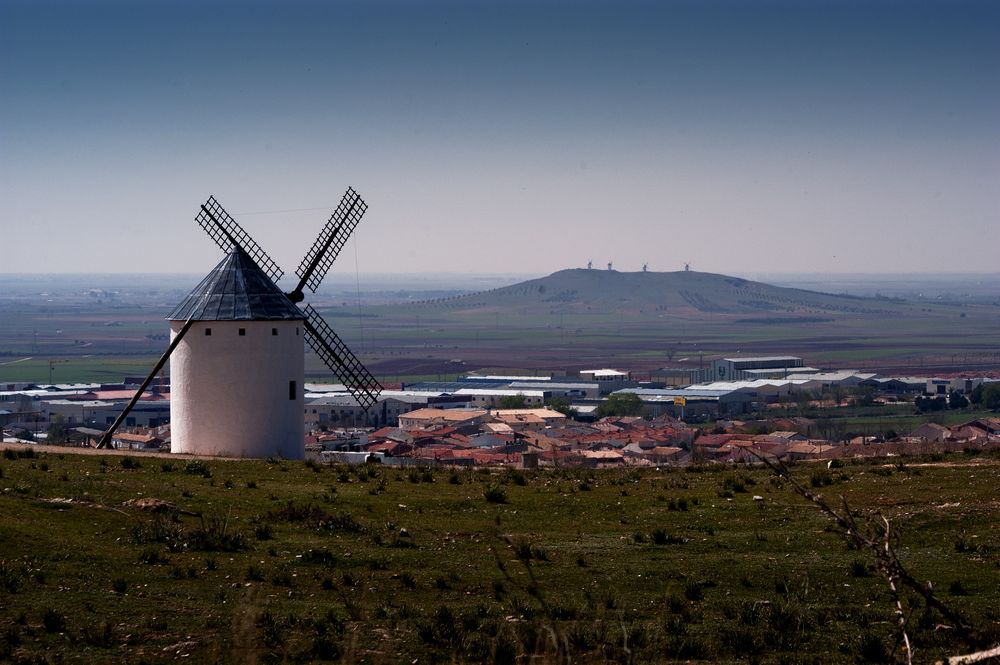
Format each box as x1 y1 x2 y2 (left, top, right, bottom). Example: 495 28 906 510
112 432 160 443
92 390 167 401
695 434 736 447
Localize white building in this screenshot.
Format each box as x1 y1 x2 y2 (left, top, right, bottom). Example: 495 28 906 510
168 248 305 459
580 369 633 395
705 356 804 382
453 388 547 407
305 391 442 428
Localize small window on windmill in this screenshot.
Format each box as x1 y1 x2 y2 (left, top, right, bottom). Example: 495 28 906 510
205 328 212 336
289 380 297 401
295 327 299 336
239 328 246 336
272 328 278 336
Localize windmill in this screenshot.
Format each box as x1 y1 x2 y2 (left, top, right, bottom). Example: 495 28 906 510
97 188 382 459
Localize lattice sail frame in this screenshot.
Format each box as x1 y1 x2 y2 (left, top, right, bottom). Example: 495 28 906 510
197 196 285 282
295 187 367 293
303 304 382 411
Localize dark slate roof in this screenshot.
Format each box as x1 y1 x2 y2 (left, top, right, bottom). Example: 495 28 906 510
168 249 304 321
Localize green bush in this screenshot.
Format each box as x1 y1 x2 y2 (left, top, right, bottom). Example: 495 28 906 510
42 608 66 633
188 515 248 552
184 460 211 478
483 484 508 504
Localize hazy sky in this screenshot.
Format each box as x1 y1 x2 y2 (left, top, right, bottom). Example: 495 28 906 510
2 0 997 276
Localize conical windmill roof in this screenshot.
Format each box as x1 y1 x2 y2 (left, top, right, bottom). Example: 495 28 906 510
168 248 304 321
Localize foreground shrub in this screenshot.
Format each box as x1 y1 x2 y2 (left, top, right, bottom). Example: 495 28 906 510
484 484 508 504
188 514 248 552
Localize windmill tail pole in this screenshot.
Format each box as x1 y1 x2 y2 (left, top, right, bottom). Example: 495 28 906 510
97 319 195 449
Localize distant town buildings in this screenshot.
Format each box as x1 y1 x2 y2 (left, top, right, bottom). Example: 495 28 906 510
3 358 999 468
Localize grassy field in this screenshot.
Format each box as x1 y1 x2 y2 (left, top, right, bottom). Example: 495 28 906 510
0 358 161 385
808 409 997 438
1 447 997 663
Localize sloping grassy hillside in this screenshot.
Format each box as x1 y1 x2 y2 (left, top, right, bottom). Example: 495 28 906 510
335 269 1000 377
1 446 997 663
397 269 986 319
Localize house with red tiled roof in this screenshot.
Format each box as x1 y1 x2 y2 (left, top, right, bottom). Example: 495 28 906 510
766 431 807 442
785 442 836 460
694 433 737 448
536 449 576 466
751 440 790 458
411 445 459 462
110 431 163 451
398 408 490 432
593 421 624 433
523 431 576 452
909 422 951 443
369 427 414 445
769 417 816 434
722 446 765 464
492 412 547 432
365 440 413 456
493 408 567 426
955 418 1000 438
91 389 167 402
645 446 684 463
948 426 988 443
576 449 626 467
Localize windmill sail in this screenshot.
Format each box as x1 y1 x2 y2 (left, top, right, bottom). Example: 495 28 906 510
293 187 367 297
97 318 195 448
302 304 382 411
197 196 284 282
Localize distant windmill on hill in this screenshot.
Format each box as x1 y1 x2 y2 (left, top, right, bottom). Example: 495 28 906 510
98 188 382 459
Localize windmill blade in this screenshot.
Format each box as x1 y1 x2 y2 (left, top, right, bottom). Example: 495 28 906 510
196 196 284 282
288 187 367 302
302 304 382 411
97 318 195 448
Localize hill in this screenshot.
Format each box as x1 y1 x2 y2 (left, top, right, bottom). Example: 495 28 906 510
337 268 1000 377
402 268 977 322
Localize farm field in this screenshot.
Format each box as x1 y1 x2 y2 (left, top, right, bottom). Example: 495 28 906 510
349 270 1000 379
3 271 1000 385
0 445 998 663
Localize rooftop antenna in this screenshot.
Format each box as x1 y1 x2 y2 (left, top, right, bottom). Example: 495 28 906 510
98 187 382 451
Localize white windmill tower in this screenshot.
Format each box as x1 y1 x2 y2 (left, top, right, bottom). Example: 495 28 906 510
98 188 382 459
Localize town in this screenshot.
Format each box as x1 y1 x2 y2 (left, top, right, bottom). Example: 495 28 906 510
5 353 998 467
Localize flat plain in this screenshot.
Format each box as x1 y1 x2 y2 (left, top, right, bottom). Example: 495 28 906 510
3 271 1000 385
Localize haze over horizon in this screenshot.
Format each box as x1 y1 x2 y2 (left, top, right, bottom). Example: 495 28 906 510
3 0 997 276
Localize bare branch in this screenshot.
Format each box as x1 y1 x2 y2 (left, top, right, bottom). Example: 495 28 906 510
750 452 983 650
939 645 1000 665
881 515 913 665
